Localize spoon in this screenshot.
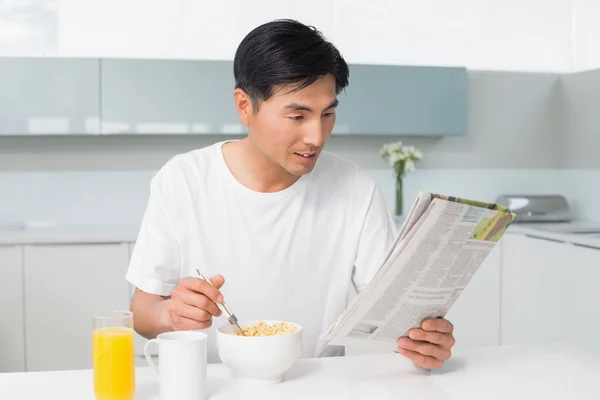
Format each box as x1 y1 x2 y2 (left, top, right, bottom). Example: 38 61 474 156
195 270 245 336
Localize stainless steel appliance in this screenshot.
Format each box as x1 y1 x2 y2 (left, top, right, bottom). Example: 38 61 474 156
495 194 572 223
495 194 600 234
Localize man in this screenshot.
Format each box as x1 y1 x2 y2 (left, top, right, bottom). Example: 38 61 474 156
126 19 455 369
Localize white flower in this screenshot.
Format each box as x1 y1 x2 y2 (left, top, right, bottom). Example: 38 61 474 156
389 152 402 166
389 142 403 152
379 141 423 175
379 144 390 157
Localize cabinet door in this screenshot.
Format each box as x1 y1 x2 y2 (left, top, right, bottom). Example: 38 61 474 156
445 242 501 349
100 59 242 134
24 244 130 371
0 246 25 372
0 58 100 135
127 242 158 358
501 234 570 345
333 64 467 135
568 244 600 356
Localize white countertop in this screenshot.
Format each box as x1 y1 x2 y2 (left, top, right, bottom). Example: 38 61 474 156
1 343 599 399
0 225 140 245
508 222 600 249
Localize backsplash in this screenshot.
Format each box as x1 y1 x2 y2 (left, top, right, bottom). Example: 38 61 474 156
0 168 579 228
558 170 600 223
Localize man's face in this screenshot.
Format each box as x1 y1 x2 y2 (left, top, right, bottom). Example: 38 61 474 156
244 74 338 176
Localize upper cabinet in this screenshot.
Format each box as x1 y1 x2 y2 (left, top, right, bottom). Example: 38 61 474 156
100 59 243 134
0 58 100 135
0 56 468 136
334 64 467 135
101 59 467 136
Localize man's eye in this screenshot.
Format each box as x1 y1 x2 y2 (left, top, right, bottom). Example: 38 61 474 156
289 116 304 121
323 112 334 117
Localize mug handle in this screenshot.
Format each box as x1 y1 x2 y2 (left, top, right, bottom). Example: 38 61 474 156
144 339 159 380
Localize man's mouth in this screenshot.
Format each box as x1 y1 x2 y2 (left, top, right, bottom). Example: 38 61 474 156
294 152 316 159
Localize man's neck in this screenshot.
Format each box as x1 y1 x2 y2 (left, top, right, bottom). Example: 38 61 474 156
222 138 300 193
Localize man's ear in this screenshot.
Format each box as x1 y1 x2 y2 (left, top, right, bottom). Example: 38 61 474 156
233 89 254 126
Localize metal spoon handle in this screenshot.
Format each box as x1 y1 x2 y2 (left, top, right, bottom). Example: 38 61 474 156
195 270 245 335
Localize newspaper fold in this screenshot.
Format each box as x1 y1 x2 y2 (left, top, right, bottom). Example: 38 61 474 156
322 191 516 351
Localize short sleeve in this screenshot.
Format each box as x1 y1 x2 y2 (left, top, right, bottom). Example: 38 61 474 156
125 167 182 297
351 184 397 292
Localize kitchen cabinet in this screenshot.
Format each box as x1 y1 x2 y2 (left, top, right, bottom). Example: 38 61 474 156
100 59 242 134
501 234 570 346
126 241 158 359
0 246 25 372
568 243 600 356
23 243 131 372
0 58 100 135
445 242 502 349
333 64 467 135
0 56 467 136
100 58 467 136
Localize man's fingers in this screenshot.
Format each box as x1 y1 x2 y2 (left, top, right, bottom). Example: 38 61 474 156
398 337 451 361
180 290 222 317
210 274 225 289
178 303 213 322
397 347 444 369
421 318 454 334
181 277 224 303
173 315 212 331
409 328 456 348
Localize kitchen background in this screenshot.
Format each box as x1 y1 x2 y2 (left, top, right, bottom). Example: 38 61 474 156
1 0 599 374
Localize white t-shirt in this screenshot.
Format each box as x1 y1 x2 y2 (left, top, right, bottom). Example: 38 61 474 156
126 140 396 363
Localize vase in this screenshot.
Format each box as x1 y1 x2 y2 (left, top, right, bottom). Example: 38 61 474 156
395 174 403 217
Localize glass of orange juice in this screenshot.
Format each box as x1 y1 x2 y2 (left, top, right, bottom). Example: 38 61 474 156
93 311 136 400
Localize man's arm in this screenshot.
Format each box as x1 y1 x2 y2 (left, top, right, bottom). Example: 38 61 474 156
130 276 225 340
125 159 224 339
130 289 173 340
351 183 396 291
125 163 181 339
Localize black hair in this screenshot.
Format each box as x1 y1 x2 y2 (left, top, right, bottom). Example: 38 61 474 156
233 19 350 110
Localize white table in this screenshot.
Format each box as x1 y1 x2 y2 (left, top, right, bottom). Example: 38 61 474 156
1 343 599 399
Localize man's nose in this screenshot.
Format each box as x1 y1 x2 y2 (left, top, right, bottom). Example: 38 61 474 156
302 120 325 148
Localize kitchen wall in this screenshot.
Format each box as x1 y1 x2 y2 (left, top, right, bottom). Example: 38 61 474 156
560 68 600 169
0 0 585 72
572 0 600 72
0 70 564 226
333 0 573 72
558 67 600 222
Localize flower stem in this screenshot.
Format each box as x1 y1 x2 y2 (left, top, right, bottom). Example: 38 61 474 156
395 174 403 216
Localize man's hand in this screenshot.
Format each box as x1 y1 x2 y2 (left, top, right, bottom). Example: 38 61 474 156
168 275 225 331
397 318 455 369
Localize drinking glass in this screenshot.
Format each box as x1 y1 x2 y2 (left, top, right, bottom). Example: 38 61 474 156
93 310 136 400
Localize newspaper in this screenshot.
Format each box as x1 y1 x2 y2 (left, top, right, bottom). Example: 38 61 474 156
322 191 516 351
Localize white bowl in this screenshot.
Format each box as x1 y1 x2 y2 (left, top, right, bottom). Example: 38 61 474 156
216 320 303 384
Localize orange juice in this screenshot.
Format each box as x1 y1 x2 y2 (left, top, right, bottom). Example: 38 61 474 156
93 327 136 400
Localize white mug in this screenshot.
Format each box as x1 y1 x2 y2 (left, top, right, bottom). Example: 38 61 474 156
144 330 208 400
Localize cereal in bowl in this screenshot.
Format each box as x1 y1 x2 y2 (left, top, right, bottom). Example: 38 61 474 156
236 321 297 336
